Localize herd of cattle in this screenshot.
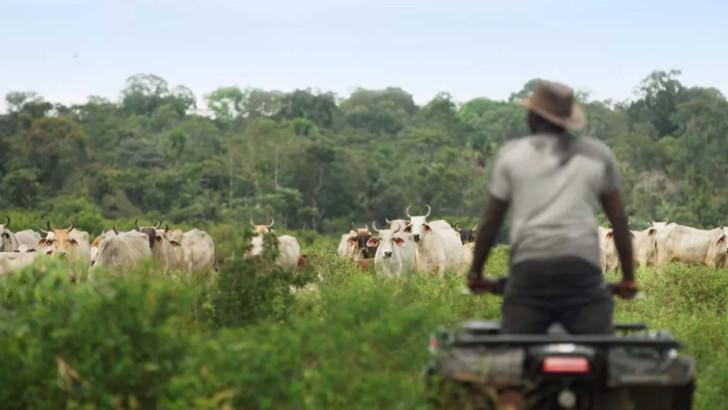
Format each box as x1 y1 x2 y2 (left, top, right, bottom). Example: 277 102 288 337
337 205 477 277
0 217 306 276
3 210 728 278
339 207 728 276
600 221 728 271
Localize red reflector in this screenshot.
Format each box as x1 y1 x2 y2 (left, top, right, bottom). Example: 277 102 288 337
542 357 590 374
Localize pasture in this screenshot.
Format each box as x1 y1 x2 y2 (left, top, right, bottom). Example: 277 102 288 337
0 231 726 409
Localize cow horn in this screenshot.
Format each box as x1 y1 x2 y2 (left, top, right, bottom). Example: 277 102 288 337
3 216 10 228
424 204 432 218
405 206 412 218
385 217 392 224
350 221 356 231
393 222 402 234
67 219 76 233
268 218 275 229
154 220 162 228
249 218 256 228
472 224 478 231
455 223 461 231
47 221 53 231
113 225 119 235
164 224 169 233
372 221 379 234
364 224 369 232
134 219 140 231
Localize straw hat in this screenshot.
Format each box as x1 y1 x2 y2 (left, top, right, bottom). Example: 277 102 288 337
521 81 586 131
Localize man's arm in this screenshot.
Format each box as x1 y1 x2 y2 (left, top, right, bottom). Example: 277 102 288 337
469 194 509 277
600 189 634 282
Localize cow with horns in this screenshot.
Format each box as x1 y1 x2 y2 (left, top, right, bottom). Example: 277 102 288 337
39 221 91 274
134 220 178 271
368 221 416 277
247 219 302 269
337 223 377 265
404 205 464 276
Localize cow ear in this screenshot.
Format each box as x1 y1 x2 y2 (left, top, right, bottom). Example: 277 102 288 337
424 224 432 232
717 235 726 245
170 240 181 247
366 238 379 248
648 228 657 236
606 231 614 239
404 225 412 233
38 239 46 247
156 235 163 242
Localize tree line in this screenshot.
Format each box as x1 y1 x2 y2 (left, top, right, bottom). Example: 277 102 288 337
1 70 726 234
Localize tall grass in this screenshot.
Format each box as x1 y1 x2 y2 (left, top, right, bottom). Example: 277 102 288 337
0 242 725 409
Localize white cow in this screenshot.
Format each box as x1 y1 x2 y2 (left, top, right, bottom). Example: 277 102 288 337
654 222 728 267
405 205 464 276
0 249 40 275
167 229 215 272
632 226 658 267
0 217 20 252
369 222 416 277
598 226 619 273
15 230 41 250
248 220 302 269
90 229 119 264
135 221 178 271
337 231 357 259
93 231 152 273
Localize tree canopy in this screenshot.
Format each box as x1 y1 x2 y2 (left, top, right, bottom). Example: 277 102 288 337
1 70 726 232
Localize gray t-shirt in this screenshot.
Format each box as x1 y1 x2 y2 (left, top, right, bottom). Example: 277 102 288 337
489 134 621 268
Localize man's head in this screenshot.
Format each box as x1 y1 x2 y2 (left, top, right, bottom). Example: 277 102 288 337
522 81 585 133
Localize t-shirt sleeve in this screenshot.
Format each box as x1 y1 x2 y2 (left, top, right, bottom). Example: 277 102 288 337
601 147 622 194
489 147 512 201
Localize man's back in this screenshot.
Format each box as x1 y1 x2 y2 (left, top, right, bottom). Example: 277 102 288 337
490 134 621 269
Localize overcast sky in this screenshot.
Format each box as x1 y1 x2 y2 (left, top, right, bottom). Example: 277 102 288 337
2 0 727 110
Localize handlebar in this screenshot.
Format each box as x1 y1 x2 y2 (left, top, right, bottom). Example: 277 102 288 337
468 276 638 299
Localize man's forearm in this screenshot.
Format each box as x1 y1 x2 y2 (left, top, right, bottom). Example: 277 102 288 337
469 195 508 277
601 190 635 281
612 214 634 281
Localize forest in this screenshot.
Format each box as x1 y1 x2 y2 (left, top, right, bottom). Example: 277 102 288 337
2 69 724 234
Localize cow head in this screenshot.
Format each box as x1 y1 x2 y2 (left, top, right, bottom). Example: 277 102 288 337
369 222 407 259
455 223 477 244
39 221 81 258
250 218 275 235
135 220 179 250
404 204 432 242
347 223 375 259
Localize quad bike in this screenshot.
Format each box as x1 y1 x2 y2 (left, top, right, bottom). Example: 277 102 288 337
426 281 695 409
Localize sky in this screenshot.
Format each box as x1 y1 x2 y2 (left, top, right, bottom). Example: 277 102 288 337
2 0 727 111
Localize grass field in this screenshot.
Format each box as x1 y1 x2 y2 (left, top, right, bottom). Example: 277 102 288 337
0 235 726 409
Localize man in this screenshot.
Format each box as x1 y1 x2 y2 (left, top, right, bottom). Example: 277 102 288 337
467 80 637 335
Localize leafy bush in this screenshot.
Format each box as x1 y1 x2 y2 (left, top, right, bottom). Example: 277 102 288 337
0 261 196 409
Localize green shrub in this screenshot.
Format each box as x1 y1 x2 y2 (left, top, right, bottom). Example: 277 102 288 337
0 261 196 409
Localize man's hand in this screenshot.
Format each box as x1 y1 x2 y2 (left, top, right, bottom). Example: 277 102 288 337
612 280 638 300
467 272 505 295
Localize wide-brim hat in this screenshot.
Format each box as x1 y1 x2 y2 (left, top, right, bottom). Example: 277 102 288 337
520 81 586 131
